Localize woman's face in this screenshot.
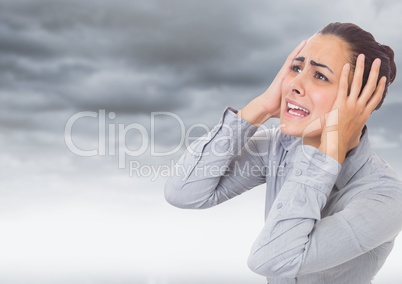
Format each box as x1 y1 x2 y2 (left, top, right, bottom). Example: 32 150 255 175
280 34 351 144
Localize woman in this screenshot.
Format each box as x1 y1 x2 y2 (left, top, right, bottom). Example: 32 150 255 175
164 22 402 283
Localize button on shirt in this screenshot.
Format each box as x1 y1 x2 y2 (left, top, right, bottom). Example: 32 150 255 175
164 107 402 284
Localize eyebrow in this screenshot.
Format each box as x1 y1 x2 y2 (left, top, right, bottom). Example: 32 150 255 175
294 56 334 74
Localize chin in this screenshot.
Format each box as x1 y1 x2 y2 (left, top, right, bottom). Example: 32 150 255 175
279 119 304 137
280 110 324 139
281 125 303 137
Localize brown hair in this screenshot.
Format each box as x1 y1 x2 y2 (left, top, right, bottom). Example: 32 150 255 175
319 22 396 110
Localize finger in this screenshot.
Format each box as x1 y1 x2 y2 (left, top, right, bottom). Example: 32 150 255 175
282 40 306 71
349 54 365 99
337 63 351 100
365 76 386 114
277 40 306 78
359 58 381 103
286 40 307 62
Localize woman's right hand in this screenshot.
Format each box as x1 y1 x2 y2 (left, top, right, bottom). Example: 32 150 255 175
239 40 306 126
260 40 306 117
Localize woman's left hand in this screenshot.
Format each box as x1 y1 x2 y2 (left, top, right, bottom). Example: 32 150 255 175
319 54 387 164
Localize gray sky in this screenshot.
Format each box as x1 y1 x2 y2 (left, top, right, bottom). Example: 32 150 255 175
1 0 402 283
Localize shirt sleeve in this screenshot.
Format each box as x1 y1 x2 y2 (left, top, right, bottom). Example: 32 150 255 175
164 107 268 209
247 145 402 278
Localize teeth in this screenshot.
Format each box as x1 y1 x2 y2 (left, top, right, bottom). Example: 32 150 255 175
287 102 310 114
289 109 305 117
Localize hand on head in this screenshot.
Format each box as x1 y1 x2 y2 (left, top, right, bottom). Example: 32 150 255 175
317 54 387 164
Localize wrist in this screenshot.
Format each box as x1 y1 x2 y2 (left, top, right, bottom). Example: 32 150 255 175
238 96 273 126
318 142 347 164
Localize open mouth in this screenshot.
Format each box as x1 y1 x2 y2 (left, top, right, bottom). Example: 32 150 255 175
286 101 310 118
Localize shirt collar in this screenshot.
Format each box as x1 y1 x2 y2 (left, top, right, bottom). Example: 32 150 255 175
279 130 302 151
279 127 372 190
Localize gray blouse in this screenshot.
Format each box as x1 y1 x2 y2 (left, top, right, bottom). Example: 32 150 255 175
164 107 402 283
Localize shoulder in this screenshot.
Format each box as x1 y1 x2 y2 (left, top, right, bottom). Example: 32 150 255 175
351 152 402 204
367 153 402 196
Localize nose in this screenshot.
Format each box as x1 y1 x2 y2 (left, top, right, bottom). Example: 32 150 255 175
289 73 305 96
292 88 302 95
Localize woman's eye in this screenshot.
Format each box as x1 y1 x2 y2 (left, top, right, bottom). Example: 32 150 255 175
291 65 302 73
314 72 328 81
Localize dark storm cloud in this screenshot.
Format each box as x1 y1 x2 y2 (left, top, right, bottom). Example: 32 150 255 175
1 0 402 151
0 0 323 120
0 0 259 136
0 0 193 117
